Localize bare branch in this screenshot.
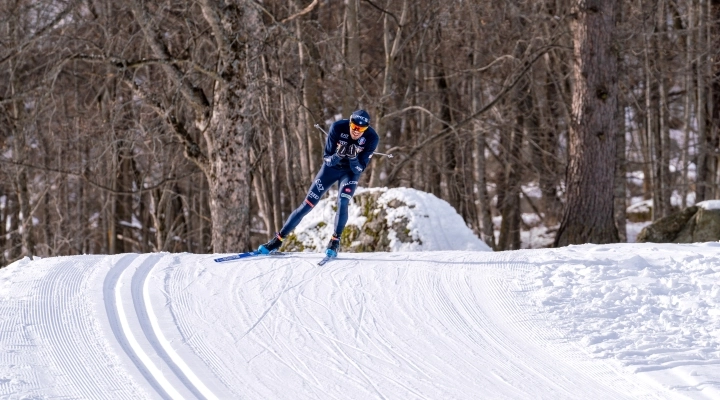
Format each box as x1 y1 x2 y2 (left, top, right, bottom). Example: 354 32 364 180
130 0 210 113
362 0 402 27
250 0 321 25
71 54 224 82
386 44 555 183
0 158 201 195
0 0 81 66
280 0 320 24
121 79 211 175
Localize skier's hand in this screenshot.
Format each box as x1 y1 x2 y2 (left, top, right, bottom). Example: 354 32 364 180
336 143 348 157
324 153 342 167
347 144 359 159
348 156 363 173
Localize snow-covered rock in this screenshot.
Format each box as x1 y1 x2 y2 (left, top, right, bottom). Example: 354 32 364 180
638 203 720 243
282 187 491 253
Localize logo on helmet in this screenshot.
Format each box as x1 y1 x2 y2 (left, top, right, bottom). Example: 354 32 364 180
351 110 370 127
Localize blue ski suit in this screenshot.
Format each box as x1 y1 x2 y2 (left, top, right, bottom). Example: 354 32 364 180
278 119 379 238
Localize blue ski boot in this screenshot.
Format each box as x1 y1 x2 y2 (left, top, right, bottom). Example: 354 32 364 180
258 233 283 254
325 234 340 257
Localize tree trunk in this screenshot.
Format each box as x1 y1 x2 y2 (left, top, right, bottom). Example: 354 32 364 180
7 51 34 258
205 85 254 252
261 56 282 233
200 2 261 252
682 0 695 208
644 17 663 220
696 0 709 202
472 55 496 248
0 184 6 266
295 5 323 180
529 59 562 226
656 0 672 218
7 196 20 261
709 0 720 199
498 81 526 251
555 0 619 246
615 94 628 242
344 0 360 113
369 0 408 188
279 84 300 206
614 1 627 243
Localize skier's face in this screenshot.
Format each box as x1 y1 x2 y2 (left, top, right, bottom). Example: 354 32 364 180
350 122 367 140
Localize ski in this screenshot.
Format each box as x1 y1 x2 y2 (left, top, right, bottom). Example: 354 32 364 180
317 255 335 266
214 251 286 263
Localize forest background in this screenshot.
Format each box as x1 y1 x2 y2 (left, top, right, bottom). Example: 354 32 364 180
1 0 718 266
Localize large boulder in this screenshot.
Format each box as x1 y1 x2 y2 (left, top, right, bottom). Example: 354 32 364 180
637 200 720 243
282 187 492 253
675 206 720 243
636 206 697 242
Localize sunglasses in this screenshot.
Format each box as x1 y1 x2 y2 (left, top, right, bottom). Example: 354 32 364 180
350 122 368 132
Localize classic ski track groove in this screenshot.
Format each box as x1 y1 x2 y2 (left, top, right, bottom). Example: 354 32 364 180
164 256 241 397
40 257 137 399
104 253 219 400
103 254 172 399
105 254 186 399
0 267 44 395
132 254 220 400
29 256 146 399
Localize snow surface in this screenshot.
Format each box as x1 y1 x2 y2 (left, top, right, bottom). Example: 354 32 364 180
1 243 720 399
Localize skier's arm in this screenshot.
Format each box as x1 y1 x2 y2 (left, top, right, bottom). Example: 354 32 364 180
357 133 379 171
324 122 342 158
348 131 379 173
323 122 344 166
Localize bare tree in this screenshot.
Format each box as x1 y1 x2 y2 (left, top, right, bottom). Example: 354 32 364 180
555 0 620 246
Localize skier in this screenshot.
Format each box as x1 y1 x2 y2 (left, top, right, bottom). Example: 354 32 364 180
258 110 379 258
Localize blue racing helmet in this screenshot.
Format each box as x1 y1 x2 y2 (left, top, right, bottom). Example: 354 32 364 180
350 110 370 127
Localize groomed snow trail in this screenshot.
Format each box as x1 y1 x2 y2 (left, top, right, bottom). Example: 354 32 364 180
0 249 703 399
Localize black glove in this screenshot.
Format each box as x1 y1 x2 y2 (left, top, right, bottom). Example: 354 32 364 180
347 144 359 159
336 143 349 157
324 153 341 167
348 156 362 173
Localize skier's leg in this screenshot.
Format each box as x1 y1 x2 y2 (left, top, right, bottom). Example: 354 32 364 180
331 173 361 238
325 173 360 257
260 166 342 254
278 165 341 237
260 169 335 253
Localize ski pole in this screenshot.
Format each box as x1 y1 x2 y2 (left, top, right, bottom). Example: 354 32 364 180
313 124 394 158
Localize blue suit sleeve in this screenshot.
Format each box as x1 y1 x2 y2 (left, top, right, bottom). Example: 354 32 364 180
324 122 341 158
358 131 379 171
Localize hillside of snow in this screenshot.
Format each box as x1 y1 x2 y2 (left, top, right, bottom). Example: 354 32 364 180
1 243 719 399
